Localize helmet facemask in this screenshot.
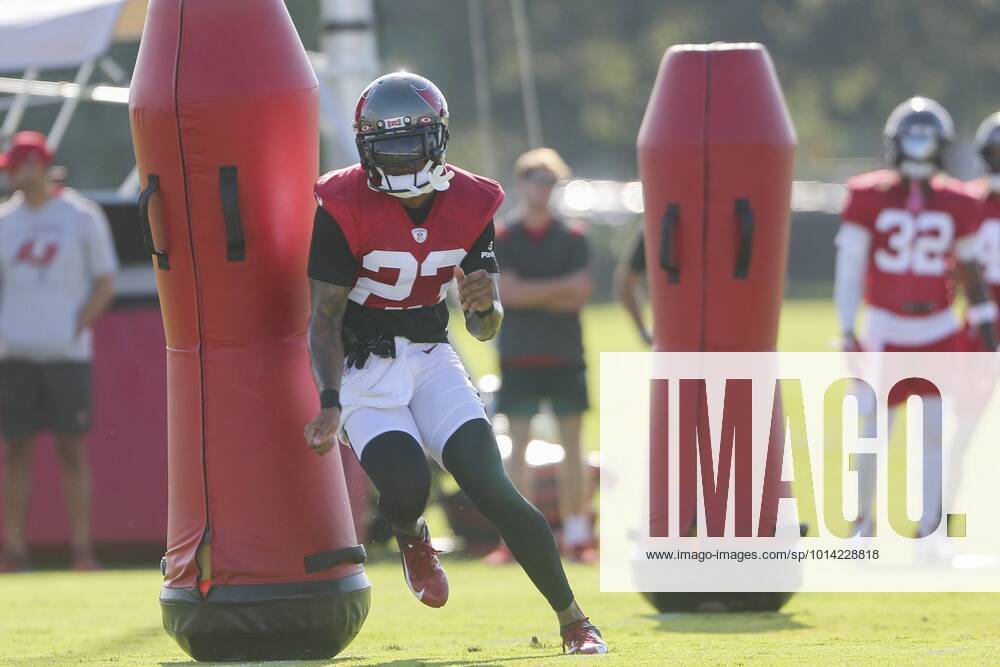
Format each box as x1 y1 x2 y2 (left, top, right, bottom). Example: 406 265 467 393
897 124 941 179
357 124 452 198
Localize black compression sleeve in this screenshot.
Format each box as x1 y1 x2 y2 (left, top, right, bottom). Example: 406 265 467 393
442 420 574 611
307 206 358 286
460 220 499 274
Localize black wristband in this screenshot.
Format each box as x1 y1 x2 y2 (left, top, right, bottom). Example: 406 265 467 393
320 388 341 410
473 304 495 317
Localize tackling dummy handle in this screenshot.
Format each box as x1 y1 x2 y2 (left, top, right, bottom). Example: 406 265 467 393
659 202 680 283
733 199 755 279
138 174 170 270
304 545 368 574
219 166 246 262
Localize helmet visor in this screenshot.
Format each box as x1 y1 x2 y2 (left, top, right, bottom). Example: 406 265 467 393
367 131 439 169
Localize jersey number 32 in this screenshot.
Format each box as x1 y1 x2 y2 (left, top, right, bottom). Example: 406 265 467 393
873 209 954 276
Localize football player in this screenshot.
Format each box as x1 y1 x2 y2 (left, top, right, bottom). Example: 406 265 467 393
303 73 607 655
941 111 1000 532
833 97 997 551
968 112 1000 347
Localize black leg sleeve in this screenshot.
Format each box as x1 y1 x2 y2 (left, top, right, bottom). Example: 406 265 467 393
358 431 432 532
442 419 575 612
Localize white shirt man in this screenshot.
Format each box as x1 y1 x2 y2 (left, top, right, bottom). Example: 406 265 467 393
0 188 118 360
0 131 118 572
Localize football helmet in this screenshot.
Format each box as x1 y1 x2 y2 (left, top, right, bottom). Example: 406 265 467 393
883 96 954 179
354 72 453 198
975 112 1000 178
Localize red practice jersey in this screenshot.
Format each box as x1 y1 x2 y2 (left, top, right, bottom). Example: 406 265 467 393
971 183 1000 306
311 163 504 343
841 170 978 316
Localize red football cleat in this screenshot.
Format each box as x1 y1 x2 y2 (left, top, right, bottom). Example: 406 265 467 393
561 618 608 655
395 519 448 608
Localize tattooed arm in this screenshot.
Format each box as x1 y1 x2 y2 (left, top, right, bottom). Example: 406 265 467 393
304 279 351 455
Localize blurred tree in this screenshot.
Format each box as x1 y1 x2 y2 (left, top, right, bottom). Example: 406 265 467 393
4 0 996 191
373 0 1000 182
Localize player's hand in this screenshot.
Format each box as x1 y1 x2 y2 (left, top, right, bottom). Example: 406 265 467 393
304 407 341 456
454 266 495 313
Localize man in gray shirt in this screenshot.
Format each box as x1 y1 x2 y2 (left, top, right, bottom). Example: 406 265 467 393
0 132 118 572
491 148 594 563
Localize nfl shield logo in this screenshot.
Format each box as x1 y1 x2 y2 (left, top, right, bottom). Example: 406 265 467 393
412 227 428 243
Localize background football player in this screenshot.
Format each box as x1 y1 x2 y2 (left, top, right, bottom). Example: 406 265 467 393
940 111 1000 534
832 97 997 555
967 112 1000 348
302 73 607 655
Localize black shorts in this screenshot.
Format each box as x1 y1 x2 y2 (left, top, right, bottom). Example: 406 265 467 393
496 364 589 418
0 360 93 440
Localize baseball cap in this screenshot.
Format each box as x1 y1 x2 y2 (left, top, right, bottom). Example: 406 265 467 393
0 131 54 170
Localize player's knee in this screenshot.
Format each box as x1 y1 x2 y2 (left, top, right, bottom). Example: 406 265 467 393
443 420 502 483
443 420 529 513
360 431 431 525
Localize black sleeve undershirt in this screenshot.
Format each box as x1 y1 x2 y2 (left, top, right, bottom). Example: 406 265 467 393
307 206 357 286
461 221 499 274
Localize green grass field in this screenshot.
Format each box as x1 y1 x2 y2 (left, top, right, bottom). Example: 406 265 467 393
4 563 1000 665
3 299 999 665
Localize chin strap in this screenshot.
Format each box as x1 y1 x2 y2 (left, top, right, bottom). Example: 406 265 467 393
427 162 455 191
376 161 455 199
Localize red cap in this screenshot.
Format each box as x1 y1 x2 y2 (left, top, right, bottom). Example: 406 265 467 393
0 131 54 170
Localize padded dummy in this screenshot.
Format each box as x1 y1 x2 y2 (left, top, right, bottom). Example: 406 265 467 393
637 43 797 613
129 0 368 659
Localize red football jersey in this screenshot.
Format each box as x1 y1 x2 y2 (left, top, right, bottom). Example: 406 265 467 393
841 170 978 316
314 164 504 310
971 184 1000 304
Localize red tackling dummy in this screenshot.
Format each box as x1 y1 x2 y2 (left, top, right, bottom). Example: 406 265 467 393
129 0 368 660
638 43 795 353
637 42 797 613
